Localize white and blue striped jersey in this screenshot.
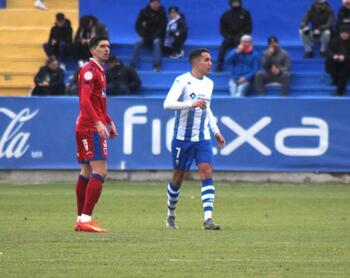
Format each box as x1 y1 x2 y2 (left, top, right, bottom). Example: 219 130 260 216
163 72 220 142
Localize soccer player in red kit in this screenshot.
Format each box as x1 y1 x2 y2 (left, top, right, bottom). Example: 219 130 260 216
74 36 118 233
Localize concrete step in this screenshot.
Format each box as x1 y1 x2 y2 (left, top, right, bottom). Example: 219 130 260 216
0 28 50 43
7 0 78 9
0 60 43 71
0 74 34 87
111 44 316 60
0 86 31 96
0 44 45 59
0 9 78 29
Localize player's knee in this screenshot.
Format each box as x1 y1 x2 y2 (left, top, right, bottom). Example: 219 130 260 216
198 164 213 179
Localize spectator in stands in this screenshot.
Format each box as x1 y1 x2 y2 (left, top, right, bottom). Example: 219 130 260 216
32 56 65 96
74 15 109 66
130 0 167 72
325 25 350 96
34 0 47 10
215 0 252 72
335 0 350 34
106 56 141 96
43 13 73 70
163 6 188 59
255 36 291 96
300 0 334 58
225 35 259 97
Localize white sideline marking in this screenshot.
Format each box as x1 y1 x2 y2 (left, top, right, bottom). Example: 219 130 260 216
168 258 350 263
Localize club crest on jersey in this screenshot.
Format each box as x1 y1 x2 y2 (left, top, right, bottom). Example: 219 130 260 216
190 92 196 99
84 71 93 81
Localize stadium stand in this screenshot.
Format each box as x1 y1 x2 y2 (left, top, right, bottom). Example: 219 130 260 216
0 0 346 97
0 0 78 96
78 0 344 97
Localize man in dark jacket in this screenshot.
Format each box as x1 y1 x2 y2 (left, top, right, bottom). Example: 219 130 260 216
215 0 252 72
106 56 141 96
326 25 350 96
43 13 73 67
255 36 291 96
32 56 65 96
130 0 167 71
163 6 188 59
336 0 350 34
300 0 333 58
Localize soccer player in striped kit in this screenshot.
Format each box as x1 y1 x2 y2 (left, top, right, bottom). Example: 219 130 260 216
163 48 225 230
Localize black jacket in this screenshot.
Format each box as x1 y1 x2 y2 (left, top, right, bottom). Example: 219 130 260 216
33 66 65 95
135 5 167 40
48 19 73 44
327 37 350 62
106 62 141 94
220 7 252 41
336 6 350 33
301 3 333 31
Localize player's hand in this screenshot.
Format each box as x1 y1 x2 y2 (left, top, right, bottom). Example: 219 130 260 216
215 133 225 148
339 55 345 62
108 121 119 138
192 99 207 109
96 121 109 139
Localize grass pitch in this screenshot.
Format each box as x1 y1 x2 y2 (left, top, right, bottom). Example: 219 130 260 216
0 181 350 277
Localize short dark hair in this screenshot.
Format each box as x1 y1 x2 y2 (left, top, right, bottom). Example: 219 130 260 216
189 48 210 64
89 35 109 49
56 13 65 22
46 56 58 66
168 6 179 13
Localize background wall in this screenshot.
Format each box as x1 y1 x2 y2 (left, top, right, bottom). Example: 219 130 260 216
80 0 342 45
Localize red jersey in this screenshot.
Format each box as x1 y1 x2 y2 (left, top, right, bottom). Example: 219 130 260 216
76 58 112 132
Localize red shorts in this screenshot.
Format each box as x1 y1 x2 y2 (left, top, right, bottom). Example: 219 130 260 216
76 131 108 163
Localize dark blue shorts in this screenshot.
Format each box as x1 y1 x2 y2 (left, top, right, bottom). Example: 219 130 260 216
171 139 213 170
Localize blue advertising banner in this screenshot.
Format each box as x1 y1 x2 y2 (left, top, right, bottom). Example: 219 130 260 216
0 97 349 172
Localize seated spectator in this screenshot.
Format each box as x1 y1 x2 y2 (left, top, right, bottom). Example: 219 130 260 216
335 0 350 34
255 36 291 96
74 15 109 65
225 35 259 97
325 25 350 96
43 13 73 69
163 6 188 59
106 56 141 96
130 0 167 72
32 56 65 96
300 0 334 58
215 0 252 72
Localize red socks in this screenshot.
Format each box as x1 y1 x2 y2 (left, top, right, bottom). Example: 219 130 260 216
75 175 89 216
82 173 104 216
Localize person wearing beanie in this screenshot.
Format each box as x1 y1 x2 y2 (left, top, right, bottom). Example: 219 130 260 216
255 36 291 96
300 0 334 58
215 0 252 72
130 0 167 72
325 25 350 96
225 35 259 97
335 0 350 34
163 6 188 59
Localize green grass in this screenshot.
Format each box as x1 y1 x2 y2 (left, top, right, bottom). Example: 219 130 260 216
0 181 350 277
